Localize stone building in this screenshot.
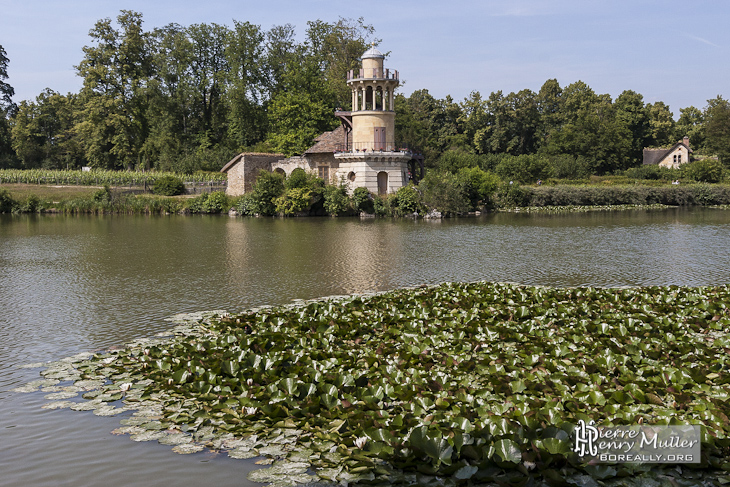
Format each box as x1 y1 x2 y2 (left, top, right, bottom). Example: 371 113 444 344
642 137 692 169
222 44 422 197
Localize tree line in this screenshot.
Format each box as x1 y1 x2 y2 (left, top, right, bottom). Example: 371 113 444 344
0 11 729 176
0 11 374 171
396 85 730 177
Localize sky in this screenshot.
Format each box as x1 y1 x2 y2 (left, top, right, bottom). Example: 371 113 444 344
2 0 728 116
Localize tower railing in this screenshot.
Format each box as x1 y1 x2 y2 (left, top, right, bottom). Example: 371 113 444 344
347 68 399 81
334 141 412 153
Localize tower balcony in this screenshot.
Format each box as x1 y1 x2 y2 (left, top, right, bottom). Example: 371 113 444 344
334 141 413 162
347 68 399 82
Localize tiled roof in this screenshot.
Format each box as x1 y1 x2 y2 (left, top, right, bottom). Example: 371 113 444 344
642 140 692 166
304 125 346 154
220 152 285 173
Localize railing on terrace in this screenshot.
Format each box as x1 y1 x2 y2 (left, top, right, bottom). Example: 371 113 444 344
347 68 399 81
334 141 412 153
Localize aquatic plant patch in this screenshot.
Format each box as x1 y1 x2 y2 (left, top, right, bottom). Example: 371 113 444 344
16 284 730 485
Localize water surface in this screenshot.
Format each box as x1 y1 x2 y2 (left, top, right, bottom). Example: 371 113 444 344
2 208 729 486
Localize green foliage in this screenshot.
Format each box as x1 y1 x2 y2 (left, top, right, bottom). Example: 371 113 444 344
235 193 258 216
250 170 285 216
322 183 350 216
0 188 15 212
624 165 675 181
45 281 730 483
92 184 113 203
494 154 550 184
496 181 531 207
274 187 313 215
0 168 224 185
372 194 390 216
390 184 425 216
352 186 374 214
436 149 484 173
17 194 42 213
285 168 309 189
705 96 730 166
681 159 725 183
549 155 594 179
524 184 730 207
187 191 230 214
153 175 185 196
456 167 501 208
419 172 470 215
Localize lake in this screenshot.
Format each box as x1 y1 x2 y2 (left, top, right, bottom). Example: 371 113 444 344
2 208 730 486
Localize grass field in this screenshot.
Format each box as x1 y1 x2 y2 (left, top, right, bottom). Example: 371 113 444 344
0 183 100 202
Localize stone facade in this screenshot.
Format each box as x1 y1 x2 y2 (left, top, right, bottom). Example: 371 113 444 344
221 153 285 196
643 137 692 169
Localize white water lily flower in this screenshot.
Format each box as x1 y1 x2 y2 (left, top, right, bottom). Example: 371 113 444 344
354 437 368 449
119 383 132 392
246 378 253 386
523 461 536 471
244 407 257 415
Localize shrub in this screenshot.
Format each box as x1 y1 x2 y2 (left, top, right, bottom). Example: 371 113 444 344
186 192 230 214
0 189 15 213
236 193 258 216
250 170 285 216
682 159 725 183
456 167 501 209
352 187 374 214
496 182 530 207
392 184 425 216
495 154 551 184
153 175 185 196
323 184 351 216
550 155 594 180
18 194 43 213
93 184 113 203
624 165 675 181
274 188 312 215
372 195 390 216
202 191 230 213
419 172 470 215
285 168 310 189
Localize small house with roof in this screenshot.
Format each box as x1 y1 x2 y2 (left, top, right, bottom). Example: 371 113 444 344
642 136 692 169
222 44 423 197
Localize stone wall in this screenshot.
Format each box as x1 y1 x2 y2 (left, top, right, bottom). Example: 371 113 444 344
224 154 284 196
658 146 691 169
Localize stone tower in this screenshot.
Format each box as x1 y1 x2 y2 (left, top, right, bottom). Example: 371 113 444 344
334 44 412 195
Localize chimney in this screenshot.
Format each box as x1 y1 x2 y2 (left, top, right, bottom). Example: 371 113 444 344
683 136 690 148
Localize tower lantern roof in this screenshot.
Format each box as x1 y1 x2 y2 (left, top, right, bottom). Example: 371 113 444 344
361 43 384 60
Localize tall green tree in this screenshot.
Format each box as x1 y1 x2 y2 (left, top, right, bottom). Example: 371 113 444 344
675 106 705 151
143 23 195 169
705 96 730 166
614 90 649 164
225 20 267 148
305 17 376 108
187 22 230 148
265 52 338 156
0 44 16 165
535 79 563 147
75 10 153 169
544 82 632 174
645 101 675 147
11 89 81 168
